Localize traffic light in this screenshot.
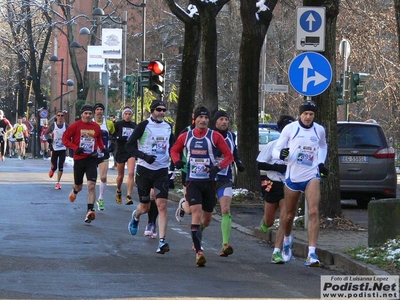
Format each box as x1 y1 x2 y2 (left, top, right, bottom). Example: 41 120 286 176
147 60 165 95
336 72 344 105
123 75 134 98
350 72 370 102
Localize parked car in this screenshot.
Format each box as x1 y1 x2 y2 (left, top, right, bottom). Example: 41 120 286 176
338 121 397 207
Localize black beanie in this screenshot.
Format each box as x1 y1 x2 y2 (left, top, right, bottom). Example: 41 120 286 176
277 115 295 132
93 103 105 111
80 104 93 114
299 101 316 115
193 106 210 120
150 100 165 112
213 110 229 121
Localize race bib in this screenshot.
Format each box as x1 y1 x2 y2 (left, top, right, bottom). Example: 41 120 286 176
296 145 315 167
189 158 210 179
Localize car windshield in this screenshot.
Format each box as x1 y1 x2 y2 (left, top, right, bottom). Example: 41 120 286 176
337 124 386 148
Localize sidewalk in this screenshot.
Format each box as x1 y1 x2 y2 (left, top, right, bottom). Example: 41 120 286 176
168 192 389 276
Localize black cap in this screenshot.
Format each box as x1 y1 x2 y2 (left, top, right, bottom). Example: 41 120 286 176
80 104 93 114
150 100 166 112
213 110 229 121
299 101 316 115
277 115 295 132
193 106 210 120
93 103 105 111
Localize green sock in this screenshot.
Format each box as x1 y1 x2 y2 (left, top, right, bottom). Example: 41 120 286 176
221 214 232 244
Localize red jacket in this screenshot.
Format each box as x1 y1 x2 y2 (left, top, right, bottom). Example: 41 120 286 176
62 120 104 160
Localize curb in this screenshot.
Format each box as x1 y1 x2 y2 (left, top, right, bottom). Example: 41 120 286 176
168 192 389 275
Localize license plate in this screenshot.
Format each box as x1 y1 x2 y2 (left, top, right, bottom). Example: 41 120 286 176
341 156 369 163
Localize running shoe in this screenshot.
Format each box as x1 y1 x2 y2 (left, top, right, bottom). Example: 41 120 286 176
192 244 204 251
84 210 96 223
18 156 21 160
175 198 186 222
156 240 170 254
0 155 4 162
144 223 154 237
219 243 234 257
151 224 157 239
305 253 320 267
125 195 133 205
69 190 77 202
48 169 54 178
115 190 122 205
271 251 285 264
260 219 269 233
55 182 61 190
128 210 139 235
97 199 105 211
196 250 206 267
282 235 294 262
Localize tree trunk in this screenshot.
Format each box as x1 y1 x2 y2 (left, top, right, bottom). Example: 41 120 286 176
236 0 277 192
395 0 400 62
198 5 219 118
175 22 201 136
304 0 341 217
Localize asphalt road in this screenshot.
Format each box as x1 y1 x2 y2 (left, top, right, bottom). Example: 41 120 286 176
0 158 350 299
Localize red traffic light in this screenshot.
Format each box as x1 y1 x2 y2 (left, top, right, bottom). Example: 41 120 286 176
147 61 164 75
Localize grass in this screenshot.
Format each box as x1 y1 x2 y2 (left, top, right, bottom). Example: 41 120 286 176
345 236 400 274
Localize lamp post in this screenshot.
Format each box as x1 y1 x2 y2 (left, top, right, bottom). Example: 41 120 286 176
50 56 74 111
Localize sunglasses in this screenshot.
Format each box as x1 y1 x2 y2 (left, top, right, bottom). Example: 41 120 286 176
155 107 166 112
57 114 64 117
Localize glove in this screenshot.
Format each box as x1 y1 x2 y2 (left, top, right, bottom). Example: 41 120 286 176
47 138 53 144
273 163 287 174
75 147 84 155
102 148 109 155
168 171 175 189
108 143 115 153
49 143 54 152
318 163 329 177
142 154 157 164
237 163 245 172
91 151 98 158
174 160 185 169
206 165 221 178
279 148 290 160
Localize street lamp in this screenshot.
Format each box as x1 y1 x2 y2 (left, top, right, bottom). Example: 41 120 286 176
49 56 74 111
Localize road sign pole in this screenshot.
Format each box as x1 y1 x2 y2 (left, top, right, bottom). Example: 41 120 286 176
339 38 351 120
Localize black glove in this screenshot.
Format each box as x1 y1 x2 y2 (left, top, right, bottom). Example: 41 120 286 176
174 160 185 169
108 143 115 153
75 147 84 155
168 172 175 189
206 165 221 178
49 143 54 152
102 148 109 155
91 151 98 158
273 163 287 174
279 148 290 160
237 163 245 172
142 154 157 164
47 138 53 144
318 163 329 177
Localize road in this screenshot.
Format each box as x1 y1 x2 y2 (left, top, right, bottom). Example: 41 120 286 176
0 158 347 299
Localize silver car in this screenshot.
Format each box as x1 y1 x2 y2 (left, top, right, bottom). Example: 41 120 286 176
338 121 397 207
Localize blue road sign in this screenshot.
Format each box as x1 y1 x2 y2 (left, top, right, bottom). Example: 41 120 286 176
288 52 332 97
299 10 322 33
39 109 48 118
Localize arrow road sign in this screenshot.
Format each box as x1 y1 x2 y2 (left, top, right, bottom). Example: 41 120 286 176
288 52 332 97
296 7 325 51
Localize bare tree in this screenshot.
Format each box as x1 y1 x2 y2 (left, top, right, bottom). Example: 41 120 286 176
236 0 278 192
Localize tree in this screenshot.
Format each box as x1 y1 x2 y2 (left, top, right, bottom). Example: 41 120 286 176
236 0 278 192
164 0 201 136
395 0 400 61
305 0 341 217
